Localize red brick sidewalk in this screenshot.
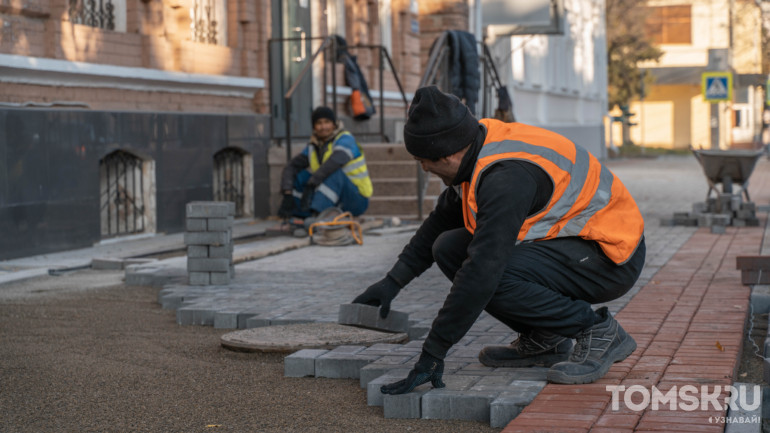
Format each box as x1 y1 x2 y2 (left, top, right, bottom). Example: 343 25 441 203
503 160 770 433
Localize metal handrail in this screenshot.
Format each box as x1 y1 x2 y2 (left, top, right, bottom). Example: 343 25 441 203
270 35 409 162
281 36 333 163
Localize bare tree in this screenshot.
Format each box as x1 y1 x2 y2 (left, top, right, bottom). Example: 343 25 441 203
606 0 662 146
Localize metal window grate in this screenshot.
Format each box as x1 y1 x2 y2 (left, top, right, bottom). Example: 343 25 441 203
100 151 145 237
213 148 245 217
69 0 115 31
191 0 218 44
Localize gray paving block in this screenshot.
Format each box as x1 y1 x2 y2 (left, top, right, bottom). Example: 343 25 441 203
315 355 377 379
269 319 313 326
209 245 232 258
383 387 431 419
492 381 546 406
188 258 231 272
188 271 210 286
186 201 232 218
159 293 185 310
338 303 409 333
724 382 762 433
420 389 454 419
187 245 209 258
492 367 549 381
125 269 158 286
209 271 231 285
284 349 329 377
244 315 271 328
469 374 514 392
91 257 124 270
408 326 430 340
207 217 233 231
184 231 231 246
177 306 215 326
236 311 260 329
360 361 413 388
490 394 524 428
123 258 156 267
213 309 241 329
186 218 207 231
422 390 497 421
452 391 498 422
713 214 731 225
315 346 379 379
366 369 412 406
442 374 482 391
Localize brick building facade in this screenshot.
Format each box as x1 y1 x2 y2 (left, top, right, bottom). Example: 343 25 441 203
0 0 466 260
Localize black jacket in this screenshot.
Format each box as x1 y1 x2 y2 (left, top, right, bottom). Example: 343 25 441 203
387 124 553 359
447 30 480 114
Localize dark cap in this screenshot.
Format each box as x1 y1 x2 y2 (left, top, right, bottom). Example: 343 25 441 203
311 106 336 125
403 86 478 160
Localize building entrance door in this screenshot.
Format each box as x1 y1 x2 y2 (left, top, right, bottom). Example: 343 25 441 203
270 0 313 140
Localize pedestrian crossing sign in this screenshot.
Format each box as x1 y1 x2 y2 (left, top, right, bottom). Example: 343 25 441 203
701 72 732 102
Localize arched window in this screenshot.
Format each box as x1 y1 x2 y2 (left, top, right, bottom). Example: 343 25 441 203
99 150 155 238
213 147 253 217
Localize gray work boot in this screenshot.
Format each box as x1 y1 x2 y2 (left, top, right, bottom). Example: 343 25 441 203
547 307 636 384
478 329 572 368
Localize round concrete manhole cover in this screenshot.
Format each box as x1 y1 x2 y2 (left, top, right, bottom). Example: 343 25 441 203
220 322 408 352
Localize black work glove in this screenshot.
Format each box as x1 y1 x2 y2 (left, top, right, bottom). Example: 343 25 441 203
352 276 402 318
277 193 295 218
381 351 445 395
300 184 315 213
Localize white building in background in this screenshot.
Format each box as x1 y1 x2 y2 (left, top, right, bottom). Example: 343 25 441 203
471 0 609 158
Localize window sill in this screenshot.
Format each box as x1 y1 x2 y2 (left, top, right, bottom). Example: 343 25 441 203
0 53 265 98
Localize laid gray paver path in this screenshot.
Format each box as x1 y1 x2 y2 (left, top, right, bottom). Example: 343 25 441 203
145 156 725 427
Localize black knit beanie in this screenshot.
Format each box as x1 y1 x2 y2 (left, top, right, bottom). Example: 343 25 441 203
311 106 336 125
403 86 478 160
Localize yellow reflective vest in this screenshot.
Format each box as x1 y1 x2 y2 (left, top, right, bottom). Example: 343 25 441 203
308 130 373 198
461 119 644 265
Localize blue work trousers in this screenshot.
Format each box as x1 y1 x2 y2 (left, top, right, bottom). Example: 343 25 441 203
292 169 369 217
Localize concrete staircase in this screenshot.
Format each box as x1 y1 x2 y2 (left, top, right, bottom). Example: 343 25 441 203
361 142 444 220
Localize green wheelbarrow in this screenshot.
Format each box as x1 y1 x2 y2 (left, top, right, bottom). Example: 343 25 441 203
691 148 764 202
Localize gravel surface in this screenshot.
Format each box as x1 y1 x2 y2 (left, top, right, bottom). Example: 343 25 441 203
0 270 497 433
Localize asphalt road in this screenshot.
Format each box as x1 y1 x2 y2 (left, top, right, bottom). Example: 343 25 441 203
0 270 497 433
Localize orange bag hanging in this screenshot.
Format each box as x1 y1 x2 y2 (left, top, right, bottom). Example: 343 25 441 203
350 89 367 117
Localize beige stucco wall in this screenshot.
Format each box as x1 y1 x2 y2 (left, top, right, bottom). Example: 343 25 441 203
614 0 763 151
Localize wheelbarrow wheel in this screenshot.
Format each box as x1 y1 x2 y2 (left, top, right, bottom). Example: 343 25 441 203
721 175 733 194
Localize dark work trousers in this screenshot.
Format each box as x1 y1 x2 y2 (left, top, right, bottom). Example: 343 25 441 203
432 228 646 338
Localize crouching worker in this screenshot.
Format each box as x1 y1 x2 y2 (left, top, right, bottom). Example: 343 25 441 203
351 86 646 394
278 106 373 221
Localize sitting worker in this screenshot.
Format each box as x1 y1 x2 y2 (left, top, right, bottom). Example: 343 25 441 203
352 86 646 394
278 107 373 221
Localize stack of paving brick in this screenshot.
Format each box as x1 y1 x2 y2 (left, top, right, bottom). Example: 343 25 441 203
665 194 759 233
184 201 235 285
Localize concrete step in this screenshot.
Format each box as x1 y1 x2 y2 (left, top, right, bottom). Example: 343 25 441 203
372 177 444 197
360 142 413 161
367 161 420 178
367 195 438 216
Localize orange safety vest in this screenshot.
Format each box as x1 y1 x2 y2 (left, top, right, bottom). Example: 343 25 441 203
461 119 644 265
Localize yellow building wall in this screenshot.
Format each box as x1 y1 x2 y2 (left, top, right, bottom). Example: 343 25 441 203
616 84 700 150
690 93 712 149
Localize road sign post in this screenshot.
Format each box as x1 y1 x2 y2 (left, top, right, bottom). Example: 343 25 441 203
702 72 732 149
